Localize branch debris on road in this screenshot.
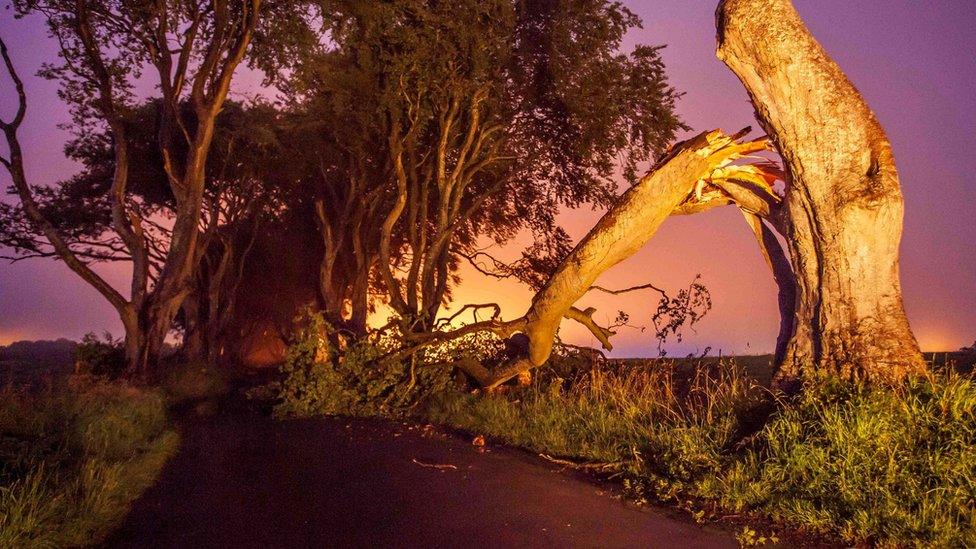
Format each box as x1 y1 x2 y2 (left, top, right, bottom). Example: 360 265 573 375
411 458 459 470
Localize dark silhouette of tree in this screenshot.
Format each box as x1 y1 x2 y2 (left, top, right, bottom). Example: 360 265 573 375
0 0 319 376
271 0 686 339
0 97 285 367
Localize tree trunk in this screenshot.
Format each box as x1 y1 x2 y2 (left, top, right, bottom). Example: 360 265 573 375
180 292 207 364
716 0 926 383
121 308 145 375
145 302 180 375
349 265 370 337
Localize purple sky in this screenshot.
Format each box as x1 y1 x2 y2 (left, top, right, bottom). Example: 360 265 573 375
1 1 974 355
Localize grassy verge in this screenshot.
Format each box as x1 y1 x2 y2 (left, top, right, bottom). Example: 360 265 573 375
0 379 179 547
425 362 976 547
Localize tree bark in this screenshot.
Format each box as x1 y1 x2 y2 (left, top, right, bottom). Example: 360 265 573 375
716 0 926 383
181 292 206 363
740 212 796 365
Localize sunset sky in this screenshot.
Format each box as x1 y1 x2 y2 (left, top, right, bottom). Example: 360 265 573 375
0 0 973 356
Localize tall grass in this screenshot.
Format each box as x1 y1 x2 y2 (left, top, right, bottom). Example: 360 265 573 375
731 376 976 545
0 380 178 547
426 362 976 547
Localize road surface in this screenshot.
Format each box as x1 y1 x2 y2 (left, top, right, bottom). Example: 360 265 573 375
106 406 736 548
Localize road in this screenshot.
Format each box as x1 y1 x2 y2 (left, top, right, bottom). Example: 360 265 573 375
106 406 736 548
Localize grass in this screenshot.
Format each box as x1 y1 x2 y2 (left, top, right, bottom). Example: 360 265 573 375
0 378 179 547
425 360 976 547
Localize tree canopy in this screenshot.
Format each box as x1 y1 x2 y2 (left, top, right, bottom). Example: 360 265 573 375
271 0 687 334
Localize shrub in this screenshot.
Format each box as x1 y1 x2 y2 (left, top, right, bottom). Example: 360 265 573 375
73 333 126 378
273 312 455 418
0 381 178 547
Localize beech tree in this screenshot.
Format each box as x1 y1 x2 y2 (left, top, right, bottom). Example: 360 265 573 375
0 95 284 366
172 102 284 364
715 0 926 383
271 69 392 337
1 0 265 375
279 0 686 339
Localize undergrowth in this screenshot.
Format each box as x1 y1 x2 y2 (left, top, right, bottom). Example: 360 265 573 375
270 313 497 417
0 379 178 547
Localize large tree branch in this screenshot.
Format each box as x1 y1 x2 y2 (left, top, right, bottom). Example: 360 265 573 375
399 129 783 390
0 35 129 313
517 129 771 367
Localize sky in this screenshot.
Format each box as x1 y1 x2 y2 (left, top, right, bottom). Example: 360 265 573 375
0 1 974 356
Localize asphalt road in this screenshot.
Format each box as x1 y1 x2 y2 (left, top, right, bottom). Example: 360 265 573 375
106 407 736 548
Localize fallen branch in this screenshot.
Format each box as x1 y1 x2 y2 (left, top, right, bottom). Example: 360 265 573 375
387 129 784 391
518 128 779 371
539 454 631 472
411 458 459 470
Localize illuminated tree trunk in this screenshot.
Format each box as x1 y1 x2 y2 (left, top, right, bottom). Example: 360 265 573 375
716 0 926 383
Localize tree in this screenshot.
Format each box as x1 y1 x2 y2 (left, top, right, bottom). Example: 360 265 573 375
173 101 285 364
2 0 264 376
715 0 926 384
0 95 284 366
279 0 687 339
269 76 392 337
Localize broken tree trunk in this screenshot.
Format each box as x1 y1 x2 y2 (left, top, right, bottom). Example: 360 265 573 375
468 130 777 389
716 0 926 383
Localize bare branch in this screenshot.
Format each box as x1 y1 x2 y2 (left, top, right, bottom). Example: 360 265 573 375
564 306 615 351
0 36 27 129
0 36 129 312
589 282 667 297
435 303 503 330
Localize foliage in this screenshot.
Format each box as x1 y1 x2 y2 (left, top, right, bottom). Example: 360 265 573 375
273 312 456 418
0 98 284 258
425 361 976 547
735 526 779 547
272 0 688 331
0 381 178 547
73 332 126 378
